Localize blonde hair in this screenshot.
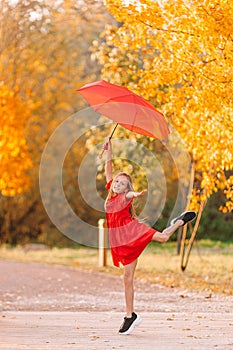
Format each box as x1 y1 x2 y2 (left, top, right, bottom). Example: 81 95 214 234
106 172 136 217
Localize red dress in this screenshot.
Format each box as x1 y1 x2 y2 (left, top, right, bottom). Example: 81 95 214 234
105 180 156 267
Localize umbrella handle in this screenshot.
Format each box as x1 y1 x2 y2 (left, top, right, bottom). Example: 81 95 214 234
99 143 109 159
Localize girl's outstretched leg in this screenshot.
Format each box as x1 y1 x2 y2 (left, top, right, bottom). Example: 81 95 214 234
152 220 183 242
152 211 197 243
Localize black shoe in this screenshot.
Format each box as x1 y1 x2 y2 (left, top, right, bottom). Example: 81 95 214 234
171 211 197 226
118 312 142 335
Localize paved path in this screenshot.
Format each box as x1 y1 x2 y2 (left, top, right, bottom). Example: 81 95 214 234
0 260 233 350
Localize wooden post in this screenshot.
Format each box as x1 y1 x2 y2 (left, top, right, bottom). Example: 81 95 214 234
98 218 107 267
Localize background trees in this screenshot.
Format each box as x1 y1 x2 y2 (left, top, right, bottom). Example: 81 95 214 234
92 0 233 267
0 0 114 245
97 0 233 215
0 0 232 247
93 1 233 247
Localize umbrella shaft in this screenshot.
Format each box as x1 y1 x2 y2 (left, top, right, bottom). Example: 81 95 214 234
109 123 118 140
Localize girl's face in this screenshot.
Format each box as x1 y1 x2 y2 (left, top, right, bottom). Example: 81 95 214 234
112 175 129 194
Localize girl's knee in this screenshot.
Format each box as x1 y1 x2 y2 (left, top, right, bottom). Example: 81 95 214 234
152 231 169 243
124 277 133 289
124 270 134 285
161 233 169 242
124 271 133 282
123 260 137 285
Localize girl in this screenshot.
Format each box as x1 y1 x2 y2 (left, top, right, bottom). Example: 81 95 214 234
104 140 196 335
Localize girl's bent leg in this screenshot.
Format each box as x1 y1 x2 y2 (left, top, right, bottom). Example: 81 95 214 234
123 259 138 317
152 219 183 242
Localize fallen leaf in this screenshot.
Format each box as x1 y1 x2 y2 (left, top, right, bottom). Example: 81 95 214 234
205 293 212 299
90 335 100 341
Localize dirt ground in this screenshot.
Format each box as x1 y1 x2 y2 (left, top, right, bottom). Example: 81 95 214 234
0 260 233 350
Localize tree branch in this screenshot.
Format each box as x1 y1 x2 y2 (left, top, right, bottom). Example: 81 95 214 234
137 18 198 38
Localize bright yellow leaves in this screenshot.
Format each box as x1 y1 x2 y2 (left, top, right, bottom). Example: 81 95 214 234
1 0 111 200
0 83 32 196
98 0 233 213
219 176 233 213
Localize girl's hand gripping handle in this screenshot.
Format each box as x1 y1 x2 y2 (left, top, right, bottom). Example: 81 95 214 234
99 141 109 159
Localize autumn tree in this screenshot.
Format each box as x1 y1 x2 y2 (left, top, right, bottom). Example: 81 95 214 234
94 0 233 267
0 0 114 244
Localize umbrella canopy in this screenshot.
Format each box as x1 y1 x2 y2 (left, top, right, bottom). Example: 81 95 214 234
77 80 170 140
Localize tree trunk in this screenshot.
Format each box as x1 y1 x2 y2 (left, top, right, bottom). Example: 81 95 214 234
180 200 206 271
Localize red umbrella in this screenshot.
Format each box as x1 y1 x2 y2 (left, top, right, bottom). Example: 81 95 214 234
77 80 170 154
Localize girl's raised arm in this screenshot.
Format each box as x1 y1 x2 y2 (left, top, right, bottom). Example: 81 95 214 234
104 140 113 183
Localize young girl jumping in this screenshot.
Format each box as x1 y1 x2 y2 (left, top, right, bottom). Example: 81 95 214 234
104 140 196 335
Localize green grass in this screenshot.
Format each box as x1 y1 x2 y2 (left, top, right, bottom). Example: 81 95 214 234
0 240 232 296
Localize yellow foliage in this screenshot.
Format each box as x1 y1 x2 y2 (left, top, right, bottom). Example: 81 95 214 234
96 0 233 213
0 83 32 196
1 0 110 199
